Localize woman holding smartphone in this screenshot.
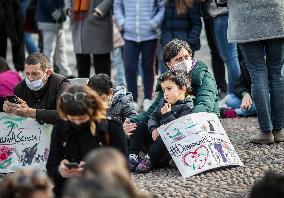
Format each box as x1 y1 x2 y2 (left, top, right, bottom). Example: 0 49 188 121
46 85 110 198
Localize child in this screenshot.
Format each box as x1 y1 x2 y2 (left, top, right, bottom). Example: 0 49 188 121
88 73 136 123
131 70 194 173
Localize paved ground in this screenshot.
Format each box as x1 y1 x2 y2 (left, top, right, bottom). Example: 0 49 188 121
133 117 284 198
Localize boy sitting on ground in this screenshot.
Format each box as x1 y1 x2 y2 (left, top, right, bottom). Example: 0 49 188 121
88 73 136 123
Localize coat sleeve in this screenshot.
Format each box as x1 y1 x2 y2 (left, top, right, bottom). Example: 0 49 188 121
160 112 176 126
95 0 113 17
130 91 163 124
187 3 202 51
113 0 125 29
121 94 137 121
46 122 65 189
191 62 218 113
151 0 165 30
148 105 162 134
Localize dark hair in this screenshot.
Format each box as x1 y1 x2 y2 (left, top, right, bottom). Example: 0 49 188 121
162 39 193 65
0 168 53 198
250 171 284 198
165 0 194 14
25 53 51 71
57 85 106 135
88 73 113 95
158 70 192 95
0 57 10 73
64 177 131 198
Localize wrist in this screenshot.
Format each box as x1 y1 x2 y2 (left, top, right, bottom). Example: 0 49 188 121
28 108 36 118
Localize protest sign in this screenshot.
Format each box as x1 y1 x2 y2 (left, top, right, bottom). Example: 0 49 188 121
0 113 52 173
158 112 243 178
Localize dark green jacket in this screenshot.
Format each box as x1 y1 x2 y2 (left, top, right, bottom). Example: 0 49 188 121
130 60 219 123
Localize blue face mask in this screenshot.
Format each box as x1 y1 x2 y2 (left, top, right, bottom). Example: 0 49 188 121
25 74 46 91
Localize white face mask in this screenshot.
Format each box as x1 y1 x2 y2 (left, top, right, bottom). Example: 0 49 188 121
172 59 193 73
25 74 46 91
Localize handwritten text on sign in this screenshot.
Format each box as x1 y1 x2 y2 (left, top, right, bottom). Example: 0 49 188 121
158 112 243 178
0 113 52 173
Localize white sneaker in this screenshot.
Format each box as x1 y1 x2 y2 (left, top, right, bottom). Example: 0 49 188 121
143 99 153 110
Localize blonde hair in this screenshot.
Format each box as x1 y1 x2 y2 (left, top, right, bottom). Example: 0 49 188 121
57 85 106 136
165 0 195 14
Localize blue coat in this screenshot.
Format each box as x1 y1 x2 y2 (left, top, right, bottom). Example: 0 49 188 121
160 1 202 51
114 0 165 42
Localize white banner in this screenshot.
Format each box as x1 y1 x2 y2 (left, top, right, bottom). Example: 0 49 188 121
0 113 52 173
157 112 243 178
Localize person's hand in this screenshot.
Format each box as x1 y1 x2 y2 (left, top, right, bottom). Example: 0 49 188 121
59 159 84 178
9 98 36 118
241 93 253 110
123 118 137 135
152 129 159 141
3 100 13 113
161 103 171 115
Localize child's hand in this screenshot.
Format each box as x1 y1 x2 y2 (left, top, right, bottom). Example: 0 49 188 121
161 103 171 115
152 129 159 141
241 93 253 110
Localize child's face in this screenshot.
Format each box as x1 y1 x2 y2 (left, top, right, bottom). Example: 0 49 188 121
161 80 186 105
99 93 113 109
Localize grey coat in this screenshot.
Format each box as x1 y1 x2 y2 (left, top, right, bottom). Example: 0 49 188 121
108 86 136 122
226 0 284 43
66 0 113 54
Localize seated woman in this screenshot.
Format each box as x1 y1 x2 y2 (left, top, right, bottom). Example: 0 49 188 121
46 85 124 197
221 60 256 118
123 39 219 171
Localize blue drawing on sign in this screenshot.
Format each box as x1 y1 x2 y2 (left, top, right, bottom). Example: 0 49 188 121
20 144 38 166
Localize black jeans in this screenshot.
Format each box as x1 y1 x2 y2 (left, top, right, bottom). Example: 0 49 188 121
76 53 111 78
203 17 227 93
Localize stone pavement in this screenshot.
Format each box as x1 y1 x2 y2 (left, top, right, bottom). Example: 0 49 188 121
133 117 284 198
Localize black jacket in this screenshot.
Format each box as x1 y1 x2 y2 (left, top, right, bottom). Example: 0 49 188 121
14 72 70 125
233 60 251 99
46 120 109 198
148 97 194 133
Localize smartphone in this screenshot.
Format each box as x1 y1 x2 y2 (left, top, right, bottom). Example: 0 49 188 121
6 95 19 104
65 162 79 169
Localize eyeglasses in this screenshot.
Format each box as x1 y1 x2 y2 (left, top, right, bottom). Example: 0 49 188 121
61 92 87 103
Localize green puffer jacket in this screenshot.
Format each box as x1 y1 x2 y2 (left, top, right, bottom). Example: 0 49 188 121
130 60 219 124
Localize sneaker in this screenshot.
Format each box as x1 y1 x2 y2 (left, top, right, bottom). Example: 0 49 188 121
220 108 237 118
273 128 284 143
250 131 274 144
136 154 152 173
143 99 153 110
128 154 139 172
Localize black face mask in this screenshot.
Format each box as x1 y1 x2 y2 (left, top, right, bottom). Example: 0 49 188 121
70 121 90 132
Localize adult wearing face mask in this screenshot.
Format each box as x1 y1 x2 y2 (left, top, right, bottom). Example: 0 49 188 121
2 52 70 125
125 39 219 171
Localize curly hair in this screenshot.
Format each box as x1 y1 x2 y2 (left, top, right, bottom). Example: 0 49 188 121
162 39 193 65
57 85 106 136
158 70 192 95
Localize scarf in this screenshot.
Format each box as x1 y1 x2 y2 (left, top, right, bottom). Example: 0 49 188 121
73 0 90 21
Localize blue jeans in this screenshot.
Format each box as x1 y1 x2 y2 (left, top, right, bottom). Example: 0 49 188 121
123 39 157 102
111 47 126 86
225 94 256 117
212 15 240 94
20 0 38 54
239 38 284 132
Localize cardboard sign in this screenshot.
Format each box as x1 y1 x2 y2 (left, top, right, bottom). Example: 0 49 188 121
157 112 243 178
0 113 52 173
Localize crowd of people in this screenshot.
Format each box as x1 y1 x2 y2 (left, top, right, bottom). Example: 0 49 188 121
0 0 284 197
